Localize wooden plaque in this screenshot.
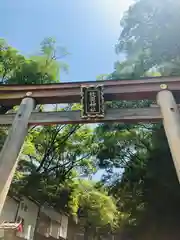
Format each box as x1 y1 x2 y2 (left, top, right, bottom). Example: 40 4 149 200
81 85 104 119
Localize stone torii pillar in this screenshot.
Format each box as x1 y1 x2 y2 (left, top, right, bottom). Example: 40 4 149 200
157 88 180 183
0 96 35 215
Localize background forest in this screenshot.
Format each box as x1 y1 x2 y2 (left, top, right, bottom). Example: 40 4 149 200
1 0 180 239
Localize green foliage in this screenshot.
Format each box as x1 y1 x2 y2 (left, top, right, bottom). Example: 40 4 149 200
0 37 68 85
95 0 180 237
2 0 180 236
0 37 69 114
96 74 109 81
69 179 118 226
13 122 97 200
68 179 120 239
0 39 120 238
116 0 180 75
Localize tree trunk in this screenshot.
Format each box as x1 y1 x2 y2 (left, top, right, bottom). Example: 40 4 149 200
84 225 90 240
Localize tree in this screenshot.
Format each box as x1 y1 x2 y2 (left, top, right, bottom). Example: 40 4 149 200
11 118 99 208
11 106 119 240
0 40 119 240
0 37 68 113
96 74 109 81
0 37 68 85
116 0 180 75
95 0 180 238
68 179 119 240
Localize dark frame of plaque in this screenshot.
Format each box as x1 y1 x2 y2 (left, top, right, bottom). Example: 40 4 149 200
81 85 104 119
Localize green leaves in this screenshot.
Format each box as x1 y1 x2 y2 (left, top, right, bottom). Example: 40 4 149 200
0 37 69 85
0 39 25 84
100 0 180 235
116 0 180 74
68 179 118 229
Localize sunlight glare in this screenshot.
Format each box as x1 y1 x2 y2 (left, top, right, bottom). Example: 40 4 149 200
91 0 134 37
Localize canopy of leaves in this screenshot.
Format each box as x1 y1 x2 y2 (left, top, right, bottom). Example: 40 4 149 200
2 0 180 237
96 0 180 238
0 37 68 85
115 0 180 76
69 180 118 227
0 39 119 239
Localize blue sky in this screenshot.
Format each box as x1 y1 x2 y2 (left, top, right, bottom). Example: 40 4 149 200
1 0 133 82
1 0 133 180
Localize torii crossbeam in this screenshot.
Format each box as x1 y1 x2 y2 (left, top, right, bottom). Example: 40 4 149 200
0 76 180 214
0 76 180 106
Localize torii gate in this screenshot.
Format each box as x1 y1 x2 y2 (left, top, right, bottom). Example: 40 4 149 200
0 76 180 214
